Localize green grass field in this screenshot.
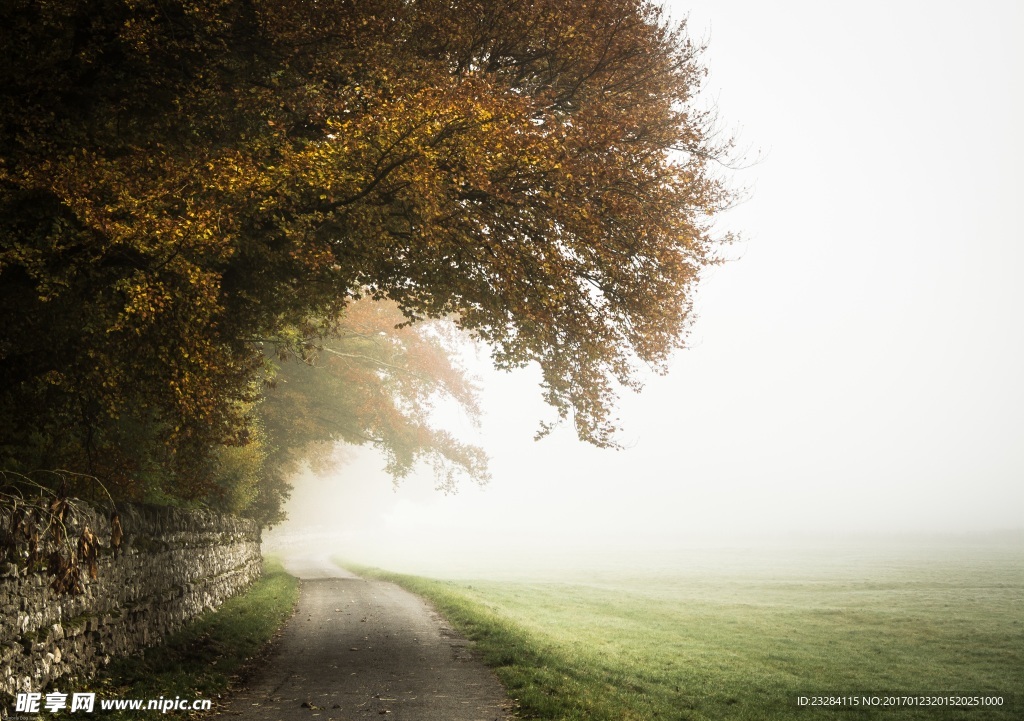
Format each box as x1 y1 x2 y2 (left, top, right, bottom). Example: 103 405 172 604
348 543 1023 720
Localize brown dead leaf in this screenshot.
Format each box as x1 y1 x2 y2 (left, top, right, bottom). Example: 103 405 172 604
110 511 123 559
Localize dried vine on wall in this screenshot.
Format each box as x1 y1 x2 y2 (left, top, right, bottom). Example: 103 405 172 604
1 472 122 595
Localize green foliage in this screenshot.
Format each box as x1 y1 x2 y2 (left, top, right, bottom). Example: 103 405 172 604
211 420 267 515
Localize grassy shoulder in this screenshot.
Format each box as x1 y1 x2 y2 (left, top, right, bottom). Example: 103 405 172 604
93 557 299 715
343 555 1023 721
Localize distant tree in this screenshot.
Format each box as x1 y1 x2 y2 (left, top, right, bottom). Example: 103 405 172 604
0 0 731 511
253 299 489 524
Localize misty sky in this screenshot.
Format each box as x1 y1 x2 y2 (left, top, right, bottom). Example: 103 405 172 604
270 0 1024 566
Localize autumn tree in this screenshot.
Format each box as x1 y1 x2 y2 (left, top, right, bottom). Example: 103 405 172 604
0 0 732 514
251 299 489 525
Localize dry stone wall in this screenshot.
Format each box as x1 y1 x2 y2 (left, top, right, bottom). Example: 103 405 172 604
0 500 261 706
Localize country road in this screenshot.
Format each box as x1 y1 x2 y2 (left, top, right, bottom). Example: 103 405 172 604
214 555 513 720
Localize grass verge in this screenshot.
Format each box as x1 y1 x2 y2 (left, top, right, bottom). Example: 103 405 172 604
92 557 299 716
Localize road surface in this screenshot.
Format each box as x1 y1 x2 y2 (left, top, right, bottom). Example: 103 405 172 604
214 554 513 720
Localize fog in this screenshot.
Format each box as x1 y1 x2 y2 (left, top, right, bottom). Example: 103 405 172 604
265 0 1024 576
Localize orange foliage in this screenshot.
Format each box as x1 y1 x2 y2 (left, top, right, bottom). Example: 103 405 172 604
262 299 488 496
0 0 732 512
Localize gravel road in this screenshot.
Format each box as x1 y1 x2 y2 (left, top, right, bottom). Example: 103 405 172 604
214 554 513 721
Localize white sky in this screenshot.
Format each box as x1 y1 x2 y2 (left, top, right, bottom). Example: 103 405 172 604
269 1 1024 570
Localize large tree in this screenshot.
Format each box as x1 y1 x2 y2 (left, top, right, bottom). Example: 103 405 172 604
0 0 731 509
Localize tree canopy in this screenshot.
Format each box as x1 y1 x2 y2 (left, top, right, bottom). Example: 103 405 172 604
0 0 732 520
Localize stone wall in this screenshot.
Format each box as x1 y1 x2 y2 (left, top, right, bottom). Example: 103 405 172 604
0 500 261 706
